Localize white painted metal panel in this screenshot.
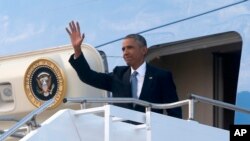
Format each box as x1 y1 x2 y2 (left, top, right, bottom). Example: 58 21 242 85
21 105 229 141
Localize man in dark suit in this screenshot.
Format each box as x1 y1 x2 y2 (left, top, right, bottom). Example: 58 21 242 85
66 21 182 119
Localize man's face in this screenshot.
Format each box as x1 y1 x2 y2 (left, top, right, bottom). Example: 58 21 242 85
122 38 147 69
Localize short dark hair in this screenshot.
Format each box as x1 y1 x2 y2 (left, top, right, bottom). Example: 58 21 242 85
124 34 147 47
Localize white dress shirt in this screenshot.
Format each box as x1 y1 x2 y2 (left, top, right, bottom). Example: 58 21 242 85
131 62 146 98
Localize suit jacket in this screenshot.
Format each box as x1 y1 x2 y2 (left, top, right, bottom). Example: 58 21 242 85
69 53 182 118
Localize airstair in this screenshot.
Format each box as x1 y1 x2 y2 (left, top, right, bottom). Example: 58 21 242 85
2 94 250 141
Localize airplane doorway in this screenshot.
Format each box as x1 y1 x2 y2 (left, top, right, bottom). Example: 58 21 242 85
146 32 242 130
213 51 241 130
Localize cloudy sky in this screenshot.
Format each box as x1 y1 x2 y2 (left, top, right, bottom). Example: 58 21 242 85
1 0 245 77
0 0 240 56
1 0 248 90
0 0 176 56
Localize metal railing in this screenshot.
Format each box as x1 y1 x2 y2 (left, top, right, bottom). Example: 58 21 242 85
64 94 250 120
0 98 55 141
190 94 250 115
63 97 194 120
0 130 24 139
2 94 250 140
63 97 190 111
0 116 25 139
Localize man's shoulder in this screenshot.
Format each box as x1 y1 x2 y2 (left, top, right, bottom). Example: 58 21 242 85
146 64 170 72
146 64 172 77
113 66 130 74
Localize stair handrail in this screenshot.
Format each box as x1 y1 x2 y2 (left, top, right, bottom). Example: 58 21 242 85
64 94 250 120
63 97 190 110
190 94 250 114
0 98 54 141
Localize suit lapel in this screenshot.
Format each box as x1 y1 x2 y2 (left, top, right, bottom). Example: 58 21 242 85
123 67 132 97
123 68 131 85
139 64 154 100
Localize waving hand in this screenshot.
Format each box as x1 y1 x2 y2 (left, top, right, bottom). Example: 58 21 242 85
66 21 85 58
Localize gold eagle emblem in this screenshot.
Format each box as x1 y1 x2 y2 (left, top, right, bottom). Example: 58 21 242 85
24 58 66 109
36 72 55 97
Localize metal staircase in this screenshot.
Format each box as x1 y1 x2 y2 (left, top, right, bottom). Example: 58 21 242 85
0 99 54 141
1 94 250 141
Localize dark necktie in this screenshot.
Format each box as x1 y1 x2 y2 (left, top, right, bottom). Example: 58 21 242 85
131 71 138 99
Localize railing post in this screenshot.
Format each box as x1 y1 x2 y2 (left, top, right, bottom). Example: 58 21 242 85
188 98 195 120
80 100 86 109
26 115 40 132
145 106 151 141
104 105 110 141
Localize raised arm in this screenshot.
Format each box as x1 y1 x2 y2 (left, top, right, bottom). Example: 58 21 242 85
66 21 113 91
66 21 85 58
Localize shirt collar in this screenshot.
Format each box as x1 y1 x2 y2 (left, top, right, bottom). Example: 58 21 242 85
131 62 146 76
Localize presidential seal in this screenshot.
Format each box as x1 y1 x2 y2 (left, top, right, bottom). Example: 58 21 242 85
24 58 66 109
